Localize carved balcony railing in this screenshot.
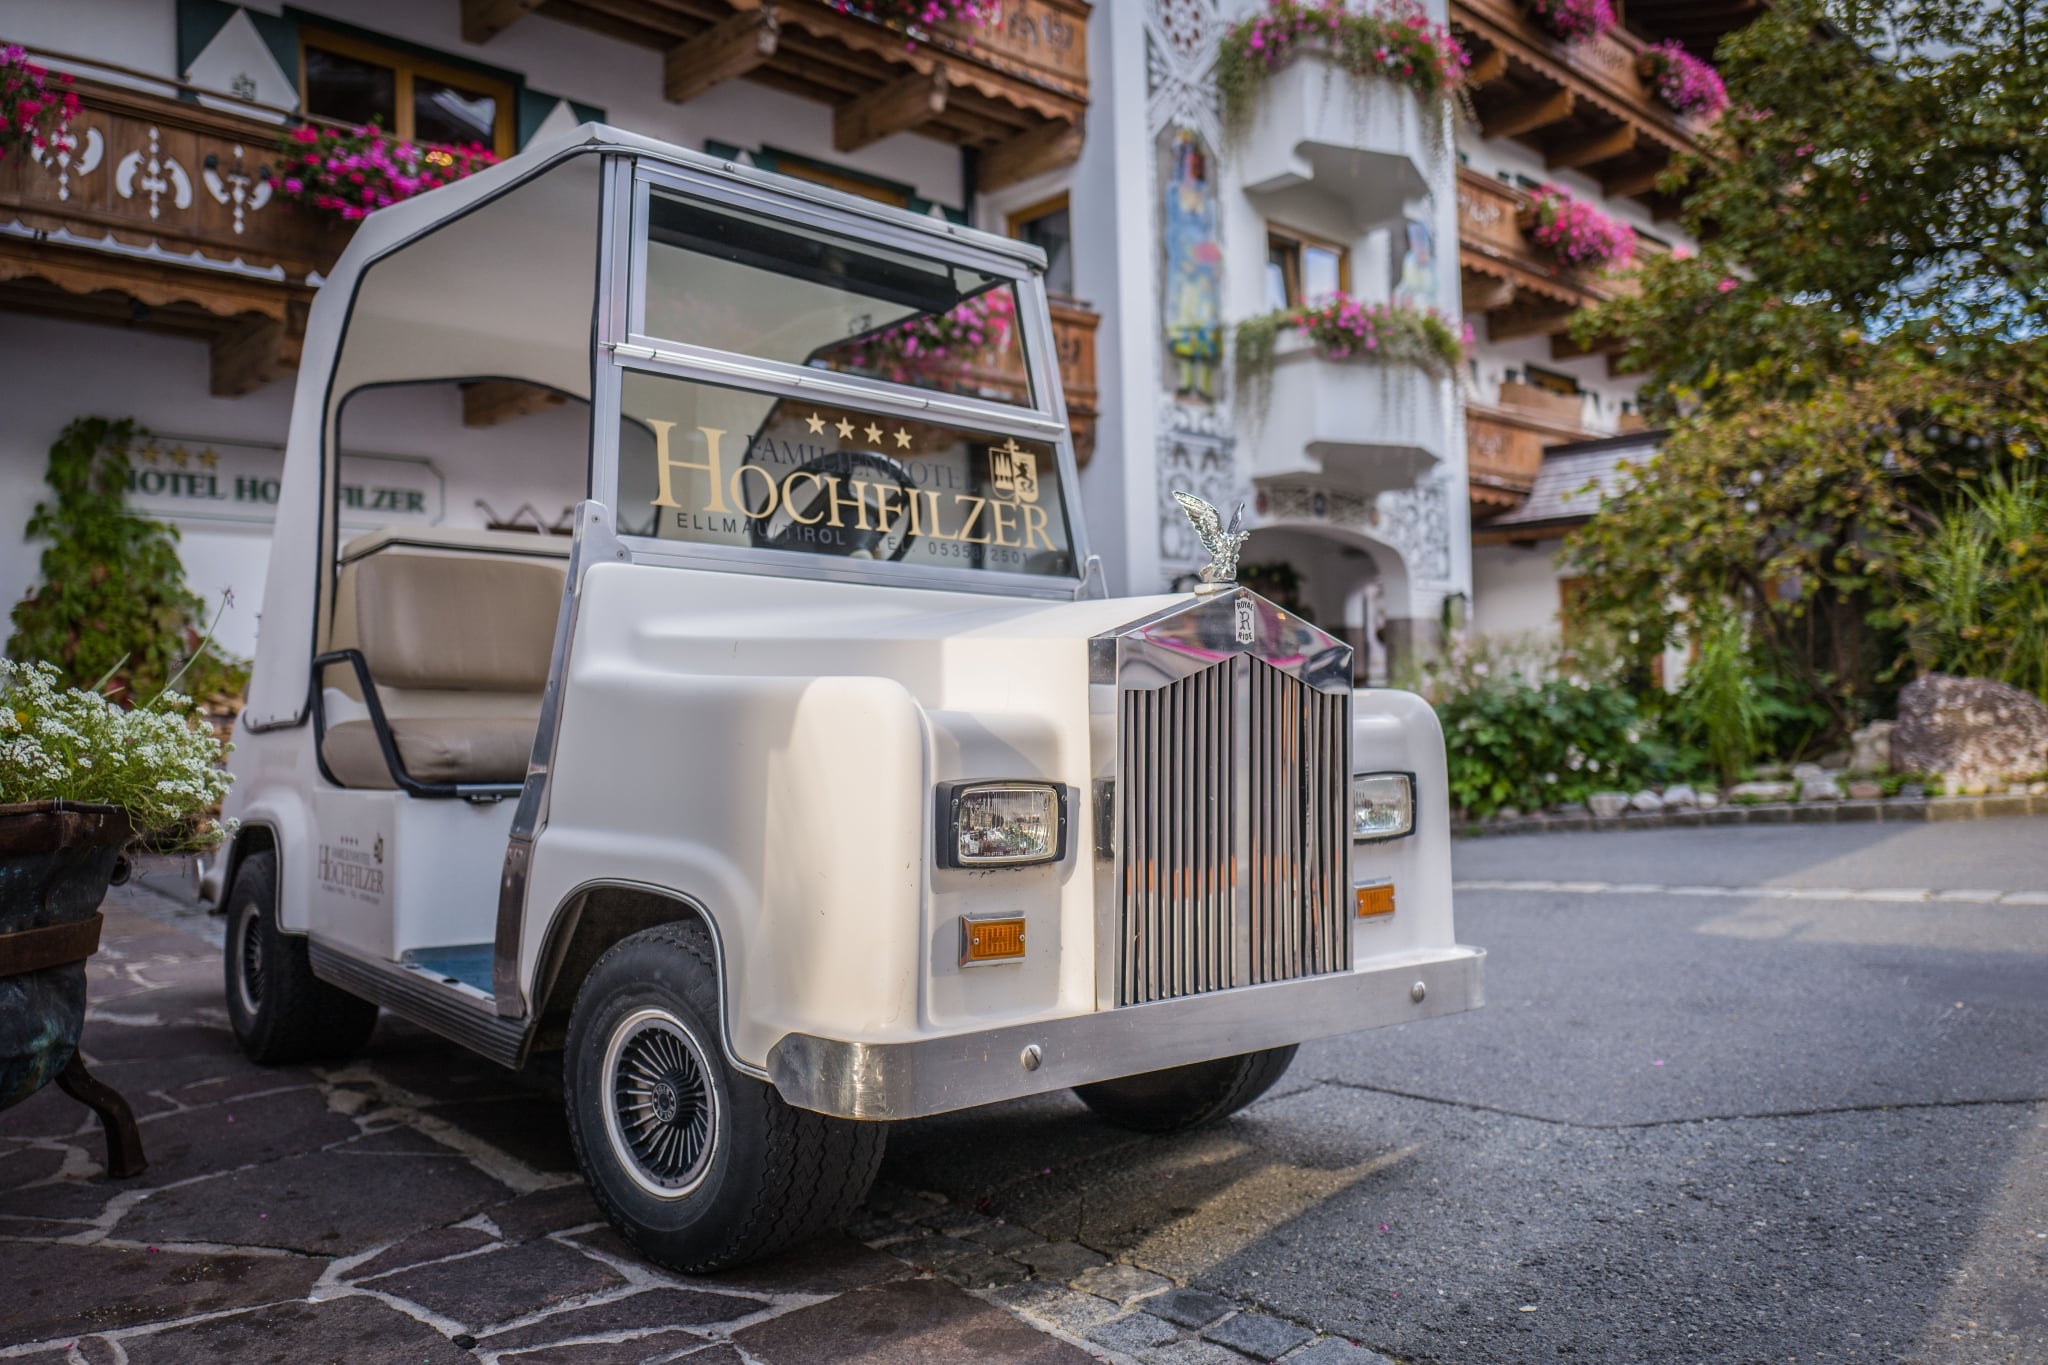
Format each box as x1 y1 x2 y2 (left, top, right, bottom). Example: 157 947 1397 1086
1457 168 1666 364
470 0 1089 191
1450 0 1716 215
0 64 348 395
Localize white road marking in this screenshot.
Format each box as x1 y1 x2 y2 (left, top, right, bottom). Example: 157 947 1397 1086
1455 879 2048 906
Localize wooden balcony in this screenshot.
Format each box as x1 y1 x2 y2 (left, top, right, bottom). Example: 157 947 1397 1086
1457 167 1660 366
1450 0 1712 216
474 0 1089 190
0 70 347 396
1465 399 1591 515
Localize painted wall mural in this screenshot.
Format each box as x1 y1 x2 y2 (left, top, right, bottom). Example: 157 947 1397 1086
1161 127 1223 404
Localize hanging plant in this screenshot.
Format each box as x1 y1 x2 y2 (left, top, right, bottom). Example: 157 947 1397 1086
831 288 1018 388
826 0 1000 48
1637 40 1728 118
1236 293 1469 411
1525 184 1636 269
1523 0 1615 44
274 123 496 223
1217 0 1469 131
0 44 79 162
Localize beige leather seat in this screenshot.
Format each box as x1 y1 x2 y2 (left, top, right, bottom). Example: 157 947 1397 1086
321 537 567 790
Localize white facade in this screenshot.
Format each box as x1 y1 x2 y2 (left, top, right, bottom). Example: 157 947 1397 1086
2 0 1477 674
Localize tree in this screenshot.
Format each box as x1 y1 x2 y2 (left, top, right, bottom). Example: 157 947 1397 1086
8 417 243 706
1568 0 2048 734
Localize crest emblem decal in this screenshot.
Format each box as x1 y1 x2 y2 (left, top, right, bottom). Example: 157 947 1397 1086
1171 489 1249 590
991 439 1039 503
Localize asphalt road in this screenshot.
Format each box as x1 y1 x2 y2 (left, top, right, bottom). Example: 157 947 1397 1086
887 817 2048 1364
6 818 2042 1364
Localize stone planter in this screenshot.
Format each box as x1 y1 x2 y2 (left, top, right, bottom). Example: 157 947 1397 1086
1239 54 1443 230
0 800 147 1176
1244 333 1454 497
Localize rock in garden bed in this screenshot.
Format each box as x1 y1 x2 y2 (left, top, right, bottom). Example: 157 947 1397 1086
1892 674 2048 792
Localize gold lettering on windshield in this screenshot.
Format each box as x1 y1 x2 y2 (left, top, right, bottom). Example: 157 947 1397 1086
955 495 990 545
731 464 780 520
821 476 873 532
785 470 828 524
1021 502 1056 551
650 422 731 515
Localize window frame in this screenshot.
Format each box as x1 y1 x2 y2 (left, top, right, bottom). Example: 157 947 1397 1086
1006 192 1073 298
596 158 1091 600
298 26 516 156
1265 222 1351 310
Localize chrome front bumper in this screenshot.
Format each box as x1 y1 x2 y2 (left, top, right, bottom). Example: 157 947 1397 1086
766 945 1484 1120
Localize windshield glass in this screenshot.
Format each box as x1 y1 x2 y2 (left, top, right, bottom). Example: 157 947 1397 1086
616 369 1076 579
642 188 1035 407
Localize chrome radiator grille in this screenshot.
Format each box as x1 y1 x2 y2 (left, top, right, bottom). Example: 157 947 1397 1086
1116 656 1351 1006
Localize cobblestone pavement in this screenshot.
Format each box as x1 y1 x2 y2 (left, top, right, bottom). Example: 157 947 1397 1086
0 883 1395 1365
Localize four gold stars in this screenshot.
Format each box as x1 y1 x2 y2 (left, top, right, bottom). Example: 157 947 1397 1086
805 411 915 452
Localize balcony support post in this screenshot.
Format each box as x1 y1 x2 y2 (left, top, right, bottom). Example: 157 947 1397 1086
462 0 545 45
1481 87 1575 140
210 314 287 399
664 6 781 105
980 116 1085 192
834 67 950 153
1546 122 1636 170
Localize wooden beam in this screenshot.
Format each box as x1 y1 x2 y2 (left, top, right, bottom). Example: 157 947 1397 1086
1550 330 1625 361
1462 273 1517 314
1546 122 1636 170
664 6 780 104
1488 304 1578 342
979 115 1084 192
462 380 568 428
834 67 950 153
462 0 544 45
1463 46 1508 86
210 315 286 398
1602 163 1672 199
1481 87 1575 141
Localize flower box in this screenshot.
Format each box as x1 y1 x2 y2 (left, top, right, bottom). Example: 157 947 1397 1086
1245 332 1454 496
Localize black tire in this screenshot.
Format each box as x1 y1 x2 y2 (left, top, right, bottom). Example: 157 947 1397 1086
1074 1045 1299 1134
564 921 886 1272
223 850 380 1065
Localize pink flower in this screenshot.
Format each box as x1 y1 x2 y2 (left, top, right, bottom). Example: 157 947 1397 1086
1717 277 1738 293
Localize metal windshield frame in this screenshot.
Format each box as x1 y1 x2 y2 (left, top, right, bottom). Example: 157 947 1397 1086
589 156 1094 602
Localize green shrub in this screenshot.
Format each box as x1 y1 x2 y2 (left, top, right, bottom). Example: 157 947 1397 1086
1417 638 1674 819
1668 610 1762 787
1890 468 2048 698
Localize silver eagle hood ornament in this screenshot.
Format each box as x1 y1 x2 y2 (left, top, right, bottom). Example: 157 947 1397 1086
1172 489 1250 591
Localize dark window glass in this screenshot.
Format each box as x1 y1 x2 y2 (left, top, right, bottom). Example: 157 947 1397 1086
617 370 1076 579
304 46 396 129
1016 206 1073 296
414 75 496 147
643 188 1033 407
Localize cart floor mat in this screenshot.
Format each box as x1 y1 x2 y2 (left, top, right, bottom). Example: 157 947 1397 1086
403 944 495 994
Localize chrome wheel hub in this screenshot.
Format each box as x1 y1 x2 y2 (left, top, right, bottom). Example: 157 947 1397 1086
601 1007 717 1198
235 907 265 1017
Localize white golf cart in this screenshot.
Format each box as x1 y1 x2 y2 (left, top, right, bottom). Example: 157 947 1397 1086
217 124 1483 1272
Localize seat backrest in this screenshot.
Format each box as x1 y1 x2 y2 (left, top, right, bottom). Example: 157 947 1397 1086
334 546 566 694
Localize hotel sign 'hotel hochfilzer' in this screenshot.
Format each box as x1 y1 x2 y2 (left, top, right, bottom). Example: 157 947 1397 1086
121 436 443 531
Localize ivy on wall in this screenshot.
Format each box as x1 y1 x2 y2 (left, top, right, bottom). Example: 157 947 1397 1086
8 417 245 709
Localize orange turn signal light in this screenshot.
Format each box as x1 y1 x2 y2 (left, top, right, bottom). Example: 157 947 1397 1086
962 915 1027 965
1355 882 1396 918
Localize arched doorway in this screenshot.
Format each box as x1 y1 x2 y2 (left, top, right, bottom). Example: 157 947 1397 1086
1238 522 1415 684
